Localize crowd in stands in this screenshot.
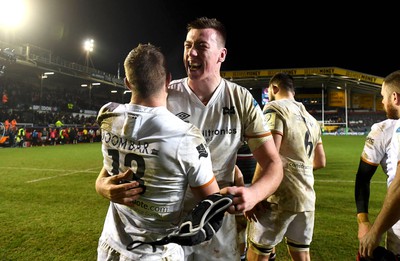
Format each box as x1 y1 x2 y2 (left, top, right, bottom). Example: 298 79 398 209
0 71 388 147
311 110 386 133
2 123 101 148
0 71 122 124
0 74 104 147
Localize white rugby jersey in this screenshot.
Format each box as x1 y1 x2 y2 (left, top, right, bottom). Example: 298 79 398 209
97 102 214 258
361 119 397 186
264 99 322 212
391 119 400 183
167 78 271 190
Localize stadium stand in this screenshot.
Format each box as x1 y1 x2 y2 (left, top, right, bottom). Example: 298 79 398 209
0 40 386 147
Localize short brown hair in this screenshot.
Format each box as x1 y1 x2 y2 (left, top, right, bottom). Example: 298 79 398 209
187 17 227 47
269 72 295 94
124 43 168 98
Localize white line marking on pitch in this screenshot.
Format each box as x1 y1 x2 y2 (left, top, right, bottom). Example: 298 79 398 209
27 170 98 183
0 167 100 183
315 179 386 184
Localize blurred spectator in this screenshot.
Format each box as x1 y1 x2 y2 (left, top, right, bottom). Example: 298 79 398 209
59 128 69 145
69 127 77 144
55 119 63 128
88 128 95 143
2 90 8 106
10 118 17 133
4 118 10 131
49 128 57 145
82 126 88 142
31 129 39 146
17 127 25 148
41 128 49 146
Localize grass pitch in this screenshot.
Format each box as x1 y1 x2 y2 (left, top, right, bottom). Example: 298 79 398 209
0 136 388 260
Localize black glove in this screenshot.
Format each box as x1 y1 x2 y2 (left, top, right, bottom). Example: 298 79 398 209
168 193 233 245
127 193 233 251
357 246 399 261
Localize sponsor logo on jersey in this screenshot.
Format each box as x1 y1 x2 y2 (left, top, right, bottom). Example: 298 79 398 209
131 199 170 215
223 106 235 115
202 128 237 138
196 143 208 159
175 112 190 121
102 130 150 154
288 162 312 170
174 112 237 141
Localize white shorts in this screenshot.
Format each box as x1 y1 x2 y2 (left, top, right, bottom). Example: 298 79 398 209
183 213 241 261
247 202 314 252
97 240 184 261
386 219 400 255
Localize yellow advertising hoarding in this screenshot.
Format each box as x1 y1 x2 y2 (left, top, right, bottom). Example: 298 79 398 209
328 90 345 107
352 93 374 109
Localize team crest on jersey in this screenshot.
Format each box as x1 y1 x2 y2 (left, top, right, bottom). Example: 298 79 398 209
196 143 208 159
128 113 139 120
223 107 235 115
365 136 374 147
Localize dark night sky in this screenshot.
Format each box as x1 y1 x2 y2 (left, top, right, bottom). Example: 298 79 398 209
8 0 400 79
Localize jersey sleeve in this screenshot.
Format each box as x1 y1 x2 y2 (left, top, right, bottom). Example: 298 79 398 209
392 120 400 167
239 87 271 139
361 123 385 166
264 108 284 136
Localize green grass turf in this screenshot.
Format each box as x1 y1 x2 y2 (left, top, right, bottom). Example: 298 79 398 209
0 136 388 260
0 143 107 260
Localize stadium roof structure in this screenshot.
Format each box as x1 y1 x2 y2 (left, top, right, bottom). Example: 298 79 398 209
0 39 384 102
221 67 384 95
0 41 124 97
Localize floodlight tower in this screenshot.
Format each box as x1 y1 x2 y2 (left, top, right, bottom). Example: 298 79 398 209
0 0 27 42
39 71 54 109
81 82 100 109
83 38 94 71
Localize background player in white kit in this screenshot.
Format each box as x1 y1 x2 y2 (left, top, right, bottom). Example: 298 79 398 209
96 17 283 261
359 70 400 259
246 72 326 261
355 118 400 255
96 43 220 260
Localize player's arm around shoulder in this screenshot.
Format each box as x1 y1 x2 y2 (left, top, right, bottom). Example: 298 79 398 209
220 136 283 215
191 176 220 202
95 167 144 206
250 137 283 199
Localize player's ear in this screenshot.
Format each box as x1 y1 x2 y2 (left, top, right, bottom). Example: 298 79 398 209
272 85 279 95
393 92 400 105
165 73 172 89
124 77 132 91
166 73 171 85
218 48 227 63
163 73 171 94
